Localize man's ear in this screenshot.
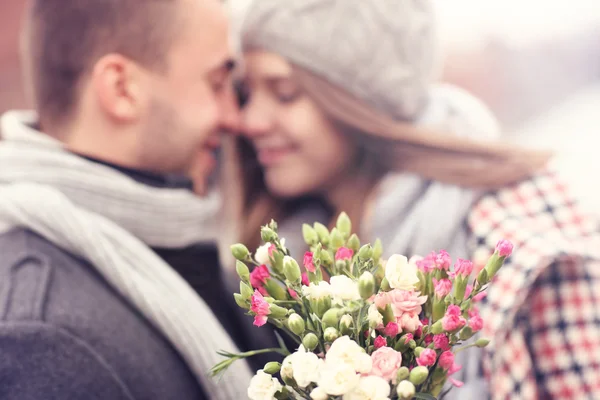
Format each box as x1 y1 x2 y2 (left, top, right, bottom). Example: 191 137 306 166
91 54 146 122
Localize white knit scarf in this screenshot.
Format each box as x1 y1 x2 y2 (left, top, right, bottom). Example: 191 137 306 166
0 110 252 399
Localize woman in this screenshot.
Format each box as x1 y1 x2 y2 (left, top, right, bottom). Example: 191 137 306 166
222 0 600 398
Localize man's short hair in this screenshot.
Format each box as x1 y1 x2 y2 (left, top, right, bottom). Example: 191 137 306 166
22 0 181 128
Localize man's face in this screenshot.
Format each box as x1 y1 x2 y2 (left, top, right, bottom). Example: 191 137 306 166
139 0 238 178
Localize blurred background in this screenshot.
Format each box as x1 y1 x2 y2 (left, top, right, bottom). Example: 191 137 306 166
2 0 599 211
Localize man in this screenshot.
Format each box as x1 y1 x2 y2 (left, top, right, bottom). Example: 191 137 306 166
0 0 254 399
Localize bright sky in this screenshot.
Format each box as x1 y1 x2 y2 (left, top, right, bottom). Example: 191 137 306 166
435 0 600 49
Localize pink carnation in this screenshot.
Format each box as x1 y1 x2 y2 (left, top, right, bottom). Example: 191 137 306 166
423 334 433 346
303 252 316 273
267 244 276 257
250 265 270 289
383 322 399 337
374 335 387 349
370 347 402 382
416 348 437 367
250 290 270 327
438 351 457 371
433 334 450 351
435 250 451 270
403 333 414 344
288 288 298 299
433 278 453 298
374 292 390 309
468 309 484 332
496 239 513 257
454 258 474 277
416 252 436 273
335 247 353 261
442 305 466 332
301 272 310 286
438 351 463 387
387 289 427 333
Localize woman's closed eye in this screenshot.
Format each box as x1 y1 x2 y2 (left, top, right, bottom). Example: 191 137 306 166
270 79 301 104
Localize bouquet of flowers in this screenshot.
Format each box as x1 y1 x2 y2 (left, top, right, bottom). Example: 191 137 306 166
211 213 513 400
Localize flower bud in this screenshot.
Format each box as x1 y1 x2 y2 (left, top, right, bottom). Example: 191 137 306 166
263 362 281 375
240 281 253 300
272 250 285 274
431 320 444 335
484 252 506 282
358 271 376 299
373 238 383 259
348 234 361 252
459 326 475 341
320 250 333 267
396 367 410 382
283 256 301 284
330 228 344 250
261 227 277 243
340 314 353 335
409 366 429 385
233 293 248 309
432 299 446 322
397 380 416 399
324 327 340 342
310 296 332 319
475 337 491 348
264 279 288 301
477 264 490 286
235 261 250 282
231 243 250 260
302 333 319 351
336 212 352 238
288 313 305 335
302 224 319 246
358 244 373 260
380 277 391 292
322 308 342 329
269 304 289 319
414 346 425 357
314 223 330 245
381 304 395 325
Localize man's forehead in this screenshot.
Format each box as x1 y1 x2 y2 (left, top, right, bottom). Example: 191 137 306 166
174 0 232 69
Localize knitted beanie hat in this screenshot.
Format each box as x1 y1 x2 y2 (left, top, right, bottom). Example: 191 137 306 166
240 0 440 121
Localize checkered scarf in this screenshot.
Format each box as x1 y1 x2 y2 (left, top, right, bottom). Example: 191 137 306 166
464 169 600 399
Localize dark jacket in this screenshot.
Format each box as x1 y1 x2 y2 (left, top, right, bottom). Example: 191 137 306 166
0 228 205 400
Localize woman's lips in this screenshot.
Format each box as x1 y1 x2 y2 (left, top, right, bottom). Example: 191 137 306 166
256 146 294 166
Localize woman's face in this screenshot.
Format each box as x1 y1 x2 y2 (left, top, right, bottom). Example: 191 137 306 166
240 51 356 198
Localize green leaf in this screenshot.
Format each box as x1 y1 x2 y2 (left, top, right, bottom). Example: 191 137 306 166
414 393 438 400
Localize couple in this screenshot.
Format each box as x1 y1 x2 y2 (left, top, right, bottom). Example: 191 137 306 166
1 0 600 400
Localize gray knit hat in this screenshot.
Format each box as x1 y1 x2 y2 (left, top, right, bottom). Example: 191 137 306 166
240 0 440 121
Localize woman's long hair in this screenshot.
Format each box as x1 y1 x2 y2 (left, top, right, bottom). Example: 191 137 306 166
220 65 552 253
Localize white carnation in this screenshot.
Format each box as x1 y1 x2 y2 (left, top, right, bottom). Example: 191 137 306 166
343 375 391 400
317 361 360 396
247 370 283 400
367 304 383 329
330 275 361 304
255 243 272 265
385 254 419 291
288 345 323 388
326 336 372 374
302 281 332 300
310 386 329 400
